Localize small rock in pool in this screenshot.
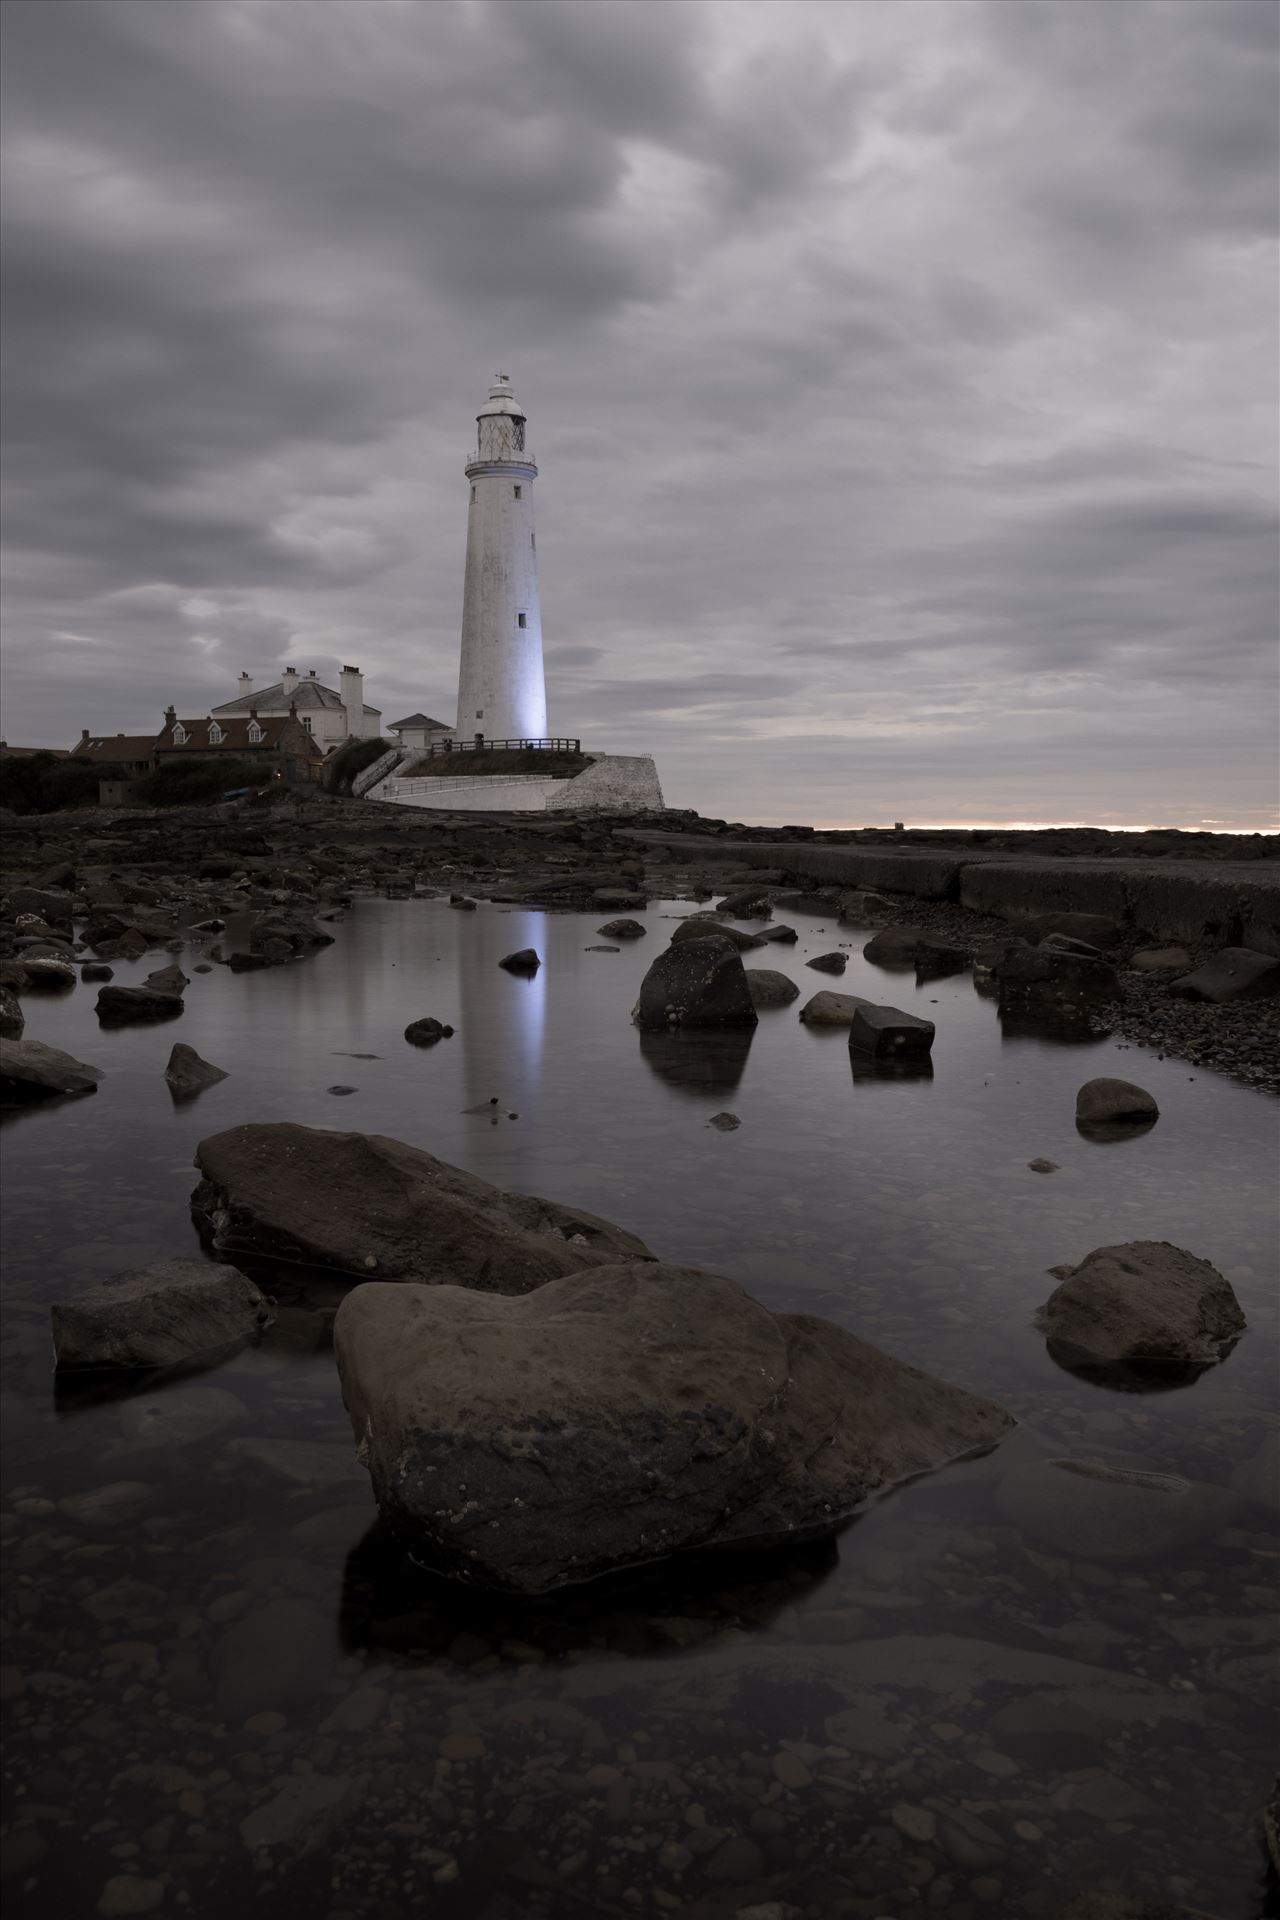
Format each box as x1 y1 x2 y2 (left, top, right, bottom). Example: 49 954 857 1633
499 949 541 974
1075 1077 1159 1127
806 951 848 975
1028 1158 1059 1173
597 919 646 940
708 1112 741 1131
584 945 620 952
327 1085 358 1096
448 895 477 911
404 1017 452 1045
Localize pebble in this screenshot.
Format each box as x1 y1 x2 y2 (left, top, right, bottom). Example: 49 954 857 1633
98 1877 165 1916
891 1804 937 1845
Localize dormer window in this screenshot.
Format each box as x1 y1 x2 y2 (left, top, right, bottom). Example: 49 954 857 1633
208 723 223 744
173 724 187 744
247 721 262 744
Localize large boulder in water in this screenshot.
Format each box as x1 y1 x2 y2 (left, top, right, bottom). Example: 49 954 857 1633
0 985 23 1039
191 1123 653 1289
96 985 184 1025
1039 1241 1246 1377
164 1043 229 1099
334 1262 1014 1593
994 945 1120 1004
745 968 800 1009
634 936 757 1030
670 917 762 953
52 1259 273 1370
0 1037 102 1103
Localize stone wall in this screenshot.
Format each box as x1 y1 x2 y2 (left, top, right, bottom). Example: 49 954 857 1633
543 755 664 813
369 753 665 815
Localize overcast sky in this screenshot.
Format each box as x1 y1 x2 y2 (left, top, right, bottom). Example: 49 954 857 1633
2 0 1276 827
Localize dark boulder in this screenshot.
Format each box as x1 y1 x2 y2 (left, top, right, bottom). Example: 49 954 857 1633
96 986 184 1025
597 919 646 939
1023 911 1125 952
334 1261 1014 1593
80 962 114 982
715 889 771 918
0 985 23 1039
849 1003 935 1060
994 946 1120 1004
806 951 847 975
754 923 799 945
670 917 763 953
0 1037 102 1102
165 1043 229 1099
1169 947 1279 1003
6 886 74 929
192 1123 653 1290
634 935 758 1031
52 1259 273 1370
864 927 967 973
1039 1241 1246 1376
1075 1078 1159 1128
798 990 873 1027
404 1017 454 1046
145 963 190 994
498 949 541 974
745 969 800 1009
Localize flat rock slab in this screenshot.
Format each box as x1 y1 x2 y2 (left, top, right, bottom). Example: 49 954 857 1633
334 1261 1013 1593
798 991 874 1027
863 927 966 971
192 1122 653 1289
52 1259 273 1370
0 1037 103 1102
849 1003 936 1059
96 986 184 1024
1039 1239 1246 1377
745 969 800 1009
635 936 758 1031
1170 946 1279 1002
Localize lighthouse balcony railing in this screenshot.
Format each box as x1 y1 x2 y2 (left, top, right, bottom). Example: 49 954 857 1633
464 449 536 468
424 736 580 757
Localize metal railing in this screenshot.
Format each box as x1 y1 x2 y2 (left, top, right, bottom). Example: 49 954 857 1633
424 736 581 757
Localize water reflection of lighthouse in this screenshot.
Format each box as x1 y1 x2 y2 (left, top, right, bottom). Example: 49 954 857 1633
454 909 546 1121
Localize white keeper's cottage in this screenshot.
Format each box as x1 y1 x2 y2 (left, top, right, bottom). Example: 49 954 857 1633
211 665 380 754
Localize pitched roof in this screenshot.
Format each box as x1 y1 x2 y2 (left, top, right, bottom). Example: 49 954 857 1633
389 712 451 731
212 678 381 718
158 716 319 756
1 744 70 759
73 735 157 761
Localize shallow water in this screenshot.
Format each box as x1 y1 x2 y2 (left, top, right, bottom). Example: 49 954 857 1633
2 895 1277 1920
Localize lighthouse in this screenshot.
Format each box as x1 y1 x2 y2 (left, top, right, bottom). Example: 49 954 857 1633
455 373 547 743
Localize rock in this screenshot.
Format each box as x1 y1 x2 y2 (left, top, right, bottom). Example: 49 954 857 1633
96 986 184 1024
754 924 798 945
745 969 800 1009
634 936 758 1031
7 886 74 929
448 894 477 910
1075 1077 1158 1127
98 1875 165 1916
806 951 847 975
334 1261 1013 1593
0 1037 102 1102
192 1122 653 1289
144 963 189 994
705 1836 766 1883
1170 946 1280 1002
838 889 896 922
797 991 873 1027
164 1043 229 1098
328 1085 357 1096
0 985 23 1038
498 949 541 974
1039 1240 1246 1375
715 889 771 917
80 962 114 982
994 946 1120 1004
863 927 966 971
597 919 646 939
592 889 646 910
670 917 762 953
52 1259 273 1370
972 936 1031 973
239 1773 365 1859
58 1482 153 1528
849 1003 935 1060
708 1112 740 1131
1039 933 1102 959
1130 945 1192 972
1024 911 1125 951
21 955 77 986
227 950 272 972
1028 1158 1060 1174
996 1454 1243 1564
404 1016 453 1045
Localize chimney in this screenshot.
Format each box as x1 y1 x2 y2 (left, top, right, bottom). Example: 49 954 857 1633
281 666 299 700
339 664 364 741
238 671 253 698
76 729 90 751
164 705 176 727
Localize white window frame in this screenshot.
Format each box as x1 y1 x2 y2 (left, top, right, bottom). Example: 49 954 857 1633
208 723 223 744
173 725 187 744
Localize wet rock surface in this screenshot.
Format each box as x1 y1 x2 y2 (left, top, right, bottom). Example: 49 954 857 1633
192 1122 653 1288
0 1035 103 1101
163 1043 229 1098
335 1262 1014 1592
634 935 758 1030
51 1259 274 1370
1075 1077 1160 1127
1039 1240 1247 1378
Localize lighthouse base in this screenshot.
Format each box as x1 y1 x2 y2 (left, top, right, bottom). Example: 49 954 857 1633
370 752 665 815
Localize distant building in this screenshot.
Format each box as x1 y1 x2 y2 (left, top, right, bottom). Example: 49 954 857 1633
211 665 380 753
68 731 157 775
0 742 70 761
388 711 453 754
156 707 321 777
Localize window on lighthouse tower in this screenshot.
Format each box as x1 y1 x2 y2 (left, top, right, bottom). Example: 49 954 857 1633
517 613 527 628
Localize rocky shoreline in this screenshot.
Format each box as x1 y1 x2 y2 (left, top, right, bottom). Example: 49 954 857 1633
2 791 1276 1092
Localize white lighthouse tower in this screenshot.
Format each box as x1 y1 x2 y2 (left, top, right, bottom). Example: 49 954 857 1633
455 374 547 743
